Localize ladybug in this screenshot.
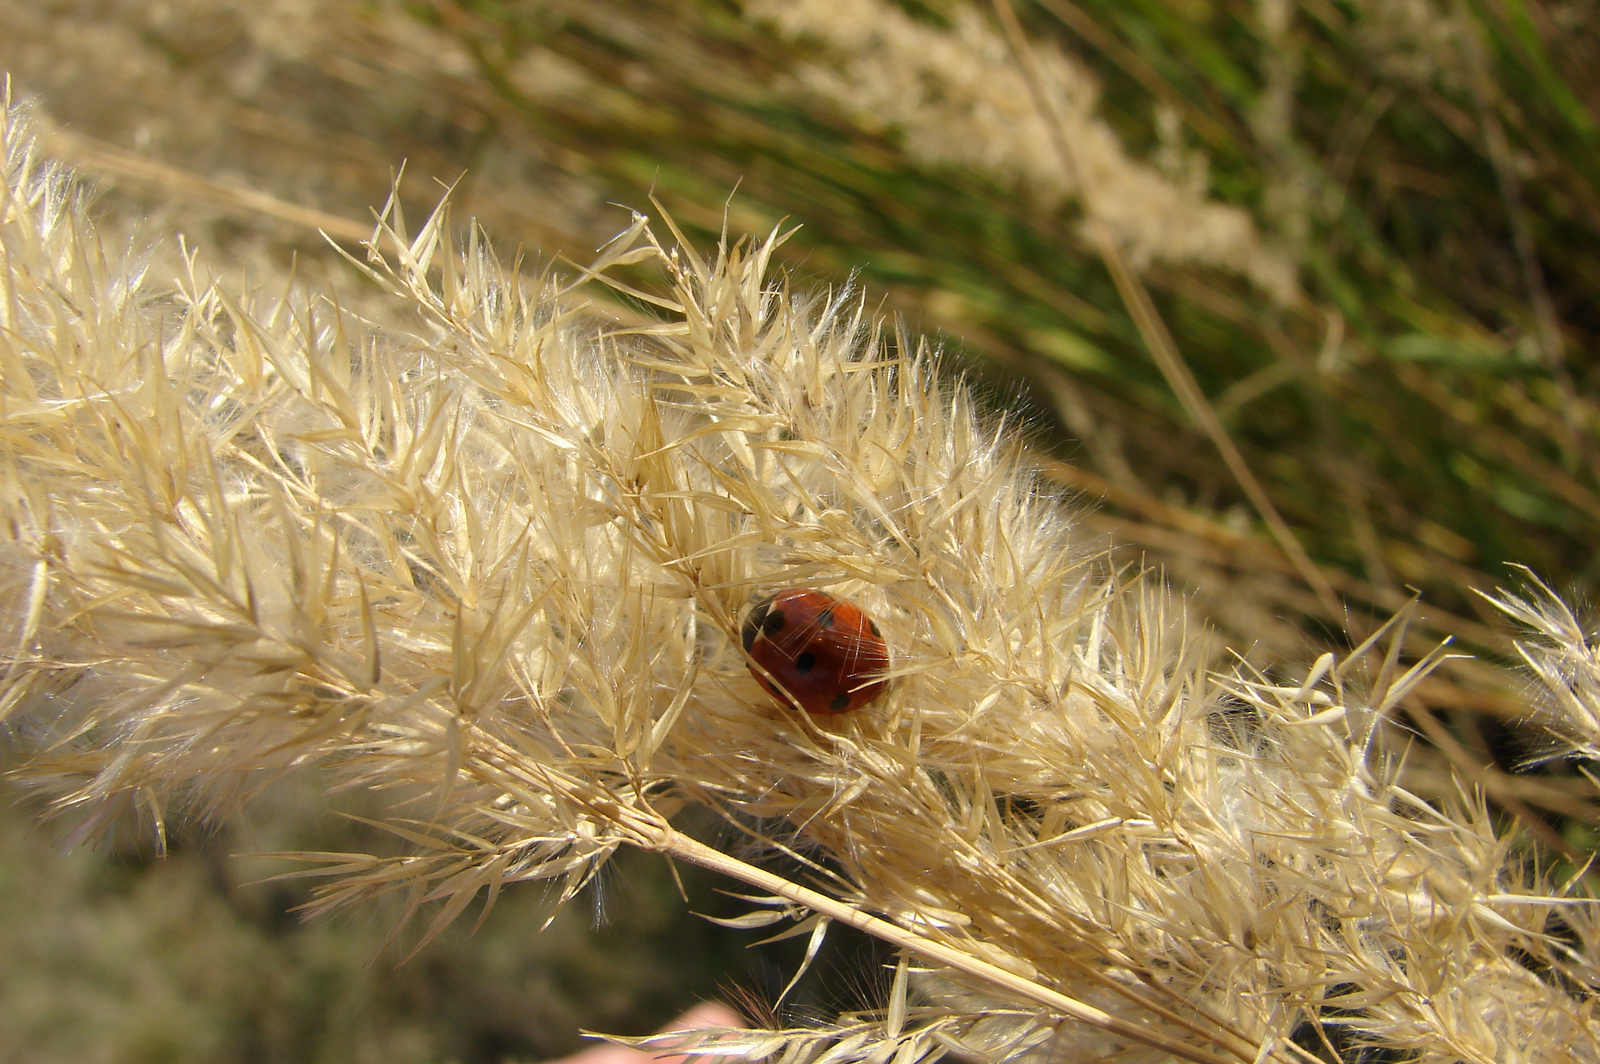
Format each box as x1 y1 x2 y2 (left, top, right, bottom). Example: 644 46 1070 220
741 589 890 714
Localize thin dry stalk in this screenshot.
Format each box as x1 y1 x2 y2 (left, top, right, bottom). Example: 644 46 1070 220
988 0 1339 620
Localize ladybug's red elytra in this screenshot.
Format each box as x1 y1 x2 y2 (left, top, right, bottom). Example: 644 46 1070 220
741 589 890 714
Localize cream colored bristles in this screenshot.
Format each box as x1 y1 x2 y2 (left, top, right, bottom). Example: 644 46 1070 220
1 96 1595 1064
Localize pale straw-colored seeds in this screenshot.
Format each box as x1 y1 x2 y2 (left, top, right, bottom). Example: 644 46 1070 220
0 99 1595 1064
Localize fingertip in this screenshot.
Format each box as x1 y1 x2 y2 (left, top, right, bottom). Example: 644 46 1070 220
664 1001 745 1032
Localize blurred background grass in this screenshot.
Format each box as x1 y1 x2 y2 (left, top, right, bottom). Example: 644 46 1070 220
2 0 1599 1060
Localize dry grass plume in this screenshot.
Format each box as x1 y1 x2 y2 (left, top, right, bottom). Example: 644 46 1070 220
2 89 1597 1064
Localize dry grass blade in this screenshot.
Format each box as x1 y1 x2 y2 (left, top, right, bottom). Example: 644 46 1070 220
527 767 1252 1064
40 127 381 248
988 0 1338 620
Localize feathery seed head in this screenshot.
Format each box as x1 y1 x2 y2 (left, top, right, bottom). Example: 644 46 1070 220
745 0 1299 303
2 96 1596 1064
1483 569 1600 762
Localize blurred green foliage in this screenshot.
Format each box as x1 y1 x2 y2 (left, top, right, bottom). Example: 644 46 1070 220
418 0 1600 644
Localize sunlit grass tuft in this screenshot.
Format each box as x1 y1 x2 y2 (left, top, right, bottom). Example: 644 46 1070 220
4 93 1597 1063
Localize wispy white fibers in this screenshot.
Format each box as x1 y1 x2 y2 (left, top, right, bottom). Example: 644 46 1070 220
1 97 1595 1064
744 0 1299 303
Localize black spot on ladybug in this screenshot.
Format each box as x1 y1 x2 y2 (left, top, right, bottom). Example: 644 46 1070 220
762 609 787 637
829 693 851 712
795 651 816 673
867 618 882 638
